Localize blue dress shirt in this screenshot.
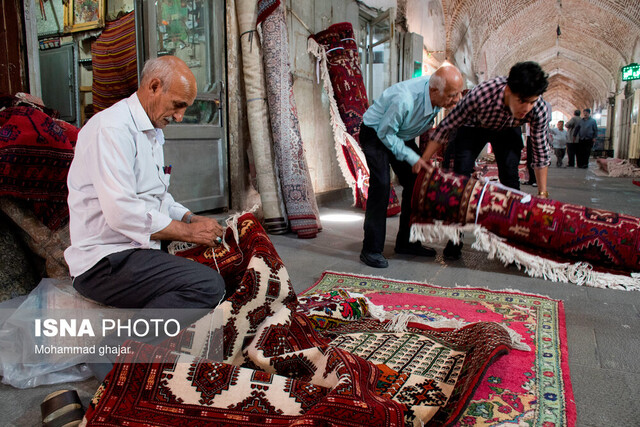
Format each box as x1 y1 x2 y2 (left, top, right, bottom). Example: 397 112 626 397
362 75 441 166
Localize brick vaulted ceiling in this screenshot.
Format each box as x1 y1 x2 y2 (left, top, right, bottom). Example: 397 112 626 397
440 0 640 116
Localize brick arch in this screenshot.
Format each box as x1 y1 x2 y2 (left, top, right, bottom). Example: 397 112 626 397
438 0 640 115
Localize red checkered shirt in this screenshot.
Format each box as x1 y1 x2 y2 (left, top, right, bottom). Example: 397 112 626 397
431 76 551 168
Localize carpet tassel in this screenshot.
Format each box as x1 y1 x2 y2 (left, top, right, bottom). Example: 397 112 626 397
410 223 640 291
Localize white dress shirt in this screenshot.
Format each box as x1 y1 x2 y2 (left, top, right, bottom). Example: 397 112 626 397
65 93 189 277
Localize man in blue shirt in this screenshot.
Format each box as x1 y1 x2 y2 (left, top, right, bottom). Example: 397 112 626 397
574 108 598 168
360 65 464 268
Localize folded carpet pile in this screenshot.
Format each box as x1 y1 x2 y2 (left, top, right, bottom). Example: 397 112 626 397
0 105 77 230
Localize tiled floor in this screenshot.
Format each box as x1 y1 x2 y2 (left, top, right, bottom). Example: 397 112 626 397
2 161 639 426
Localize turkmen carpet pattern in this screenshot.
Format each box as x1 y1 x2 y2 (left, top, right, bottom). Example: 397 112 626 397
259 0 321 238
83 213 405 425
307 271 576 427
309 23 401 217
91 11 138 113
83 214 512 426
410 165 640 290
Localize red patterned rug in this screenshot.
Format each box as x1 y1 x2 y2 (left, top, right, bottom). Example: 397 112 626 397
309 23 401 217
82 213 513 426
305 271 577 427
91 11 138 113
0 105 77 229
410 165 640 291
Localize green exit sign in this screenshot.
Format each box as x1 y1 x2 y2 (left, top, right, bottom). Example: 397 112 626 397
622 63 640 81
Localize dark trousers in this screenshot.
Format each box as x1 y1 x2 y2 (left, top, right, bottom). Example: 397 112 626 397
74 248 225 309
566 143 578 167
525 136 536 184
450 126 522 189
554 148 566 166
576 139 593 168
73 249 225 370
361 124 419 254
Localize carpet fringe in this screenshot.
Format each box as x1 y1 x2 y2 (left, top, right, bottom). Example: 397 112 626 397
307 38 367 207
410 224 640 291
410 221 478 244
497 324 531 352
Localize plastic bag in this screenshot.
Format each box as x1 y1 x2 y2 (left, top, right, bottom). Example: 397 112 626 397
0 278 97 388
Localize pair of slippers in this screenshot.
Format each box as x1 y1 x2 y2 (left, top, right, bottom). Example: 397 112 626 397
41 390 85 427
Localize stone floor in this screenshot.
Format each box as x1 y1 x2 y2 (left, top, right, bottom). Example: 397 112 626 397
1 160 640 426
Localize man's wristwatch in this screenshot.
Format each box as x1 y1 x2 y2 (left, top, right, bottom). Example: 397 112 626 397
537 191 549 198
185 213 195 223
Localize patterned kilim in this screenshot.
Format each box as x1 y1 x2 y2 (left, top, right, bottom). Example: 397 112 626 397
91 11 137 113
306 271 577 427
259 1 321 238
0 106 77 229
410 165 640 290
309 23 401 217
83 214 512 426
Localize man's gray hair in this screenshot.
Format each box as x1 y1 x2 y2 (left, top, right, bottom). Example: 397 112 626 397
430 72 445 94
140 57 175 92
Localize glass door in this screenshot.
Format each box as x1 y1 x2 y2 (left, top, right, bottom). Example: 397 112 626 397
140 0 228 212
357 7 397 104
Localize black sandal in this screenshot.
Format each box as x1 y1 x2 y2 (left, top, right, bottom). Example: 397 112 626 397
41 389 85 427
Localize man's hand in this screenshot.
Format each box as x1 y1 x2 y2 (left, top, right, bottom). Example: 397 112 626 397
189 216 224 246
151 215 224 246
412 157 430 174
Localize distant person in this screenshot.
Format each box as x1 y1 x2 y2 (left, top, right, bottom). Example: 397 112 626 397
565 109 581 167
359 65 464 268
550 120 568 167
420 61 552 260
574 108 598 168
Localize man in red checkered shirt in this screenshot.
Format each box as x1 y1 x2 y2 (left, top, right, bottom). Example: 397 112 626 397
416 61 552 260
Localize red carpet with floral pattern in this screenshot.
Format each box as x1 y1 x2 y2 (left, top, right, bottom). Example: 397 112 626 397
305 271 576 427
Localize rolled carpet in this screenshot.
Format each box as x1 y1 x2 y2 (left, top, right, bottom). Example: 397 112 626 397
308 22 401 217
258 0 321 238
410 165 640 290
236 0 288 234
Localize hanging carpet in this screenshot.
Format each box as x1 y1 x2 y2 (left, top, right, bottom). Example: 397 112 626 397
91 11 138 113
257 0 321 238
410 165 640 290
236 0 287 234
308 22 401 217
82 213 513 426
